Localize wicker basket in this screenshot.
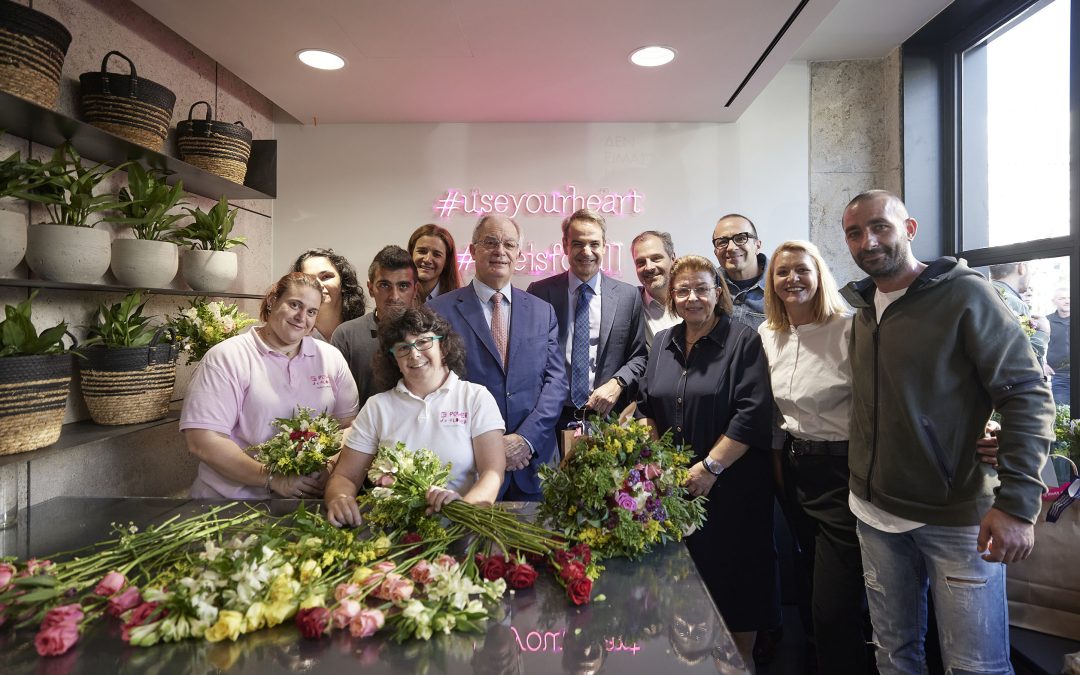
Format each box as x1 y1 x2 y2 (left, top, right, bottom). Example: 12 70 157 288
0 352 72 455
0 0 72 109
177 101 252 184
79 51 176 152
79 327 179 425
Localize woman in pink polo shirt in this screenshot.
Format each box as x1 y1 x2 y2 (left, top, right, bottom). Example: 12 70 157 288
180 271 360 499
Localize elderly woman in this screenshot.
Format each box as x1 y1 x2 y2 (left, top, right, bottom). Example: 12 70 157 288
408 224 462 303
292 248 367 340
180 271 360 499
638 255 777 670
325 306 505 527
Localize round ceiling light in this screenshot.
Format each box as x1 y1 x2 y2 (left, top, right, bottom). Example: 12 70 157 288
297 49 345 70
630 45 669 67
629 45 676 67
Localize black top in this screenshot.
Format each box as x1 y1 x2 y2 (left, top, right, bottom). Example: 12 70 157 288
1048 311 1071 370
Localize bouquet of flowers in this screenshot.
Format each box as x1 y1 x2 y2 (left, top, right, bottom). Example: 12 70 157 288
255 407 342 476
538 417 707 560
168 299 255 364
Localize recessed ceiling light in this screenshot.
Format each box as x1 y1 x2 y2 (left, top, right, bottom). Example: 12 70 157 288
630 45 676 67
297 49 345 70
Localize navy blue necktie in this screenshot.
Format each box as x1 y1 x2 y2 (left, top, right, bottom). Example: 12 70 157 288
570 283 594 408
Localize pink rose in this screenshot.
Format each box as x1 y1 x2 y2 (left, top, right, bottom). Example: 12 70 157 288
107 587 142 617
121 602 164 643
372 561 396 573
334 583 361 601
331 599 361 629
34 622 79 656
40 604 84 630
434 554 458 569
644 463 662 480
375 474 395 487
23 558 54 576
409 560 434 585
615 491 637 511
0 562 15 591
360 572 384 589
349 608 385 638
93 571 126 597
374 574 414 603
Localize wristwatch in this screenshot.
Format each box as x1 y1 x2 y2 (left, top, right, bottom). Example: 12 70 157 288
613 376 627 389
703 456 725 476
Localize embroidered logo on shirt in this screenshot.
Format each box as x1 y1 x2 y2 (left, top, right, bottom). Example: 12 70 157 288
310 374 331 389
440 411 469 426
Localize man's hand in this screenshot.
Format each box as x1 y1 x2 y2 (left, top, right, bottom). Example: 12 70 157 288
503 433 532 472
1043 362 1056 378
585 379 624 417
684 461 718 497
977 420 1000 469
977 507 1035 563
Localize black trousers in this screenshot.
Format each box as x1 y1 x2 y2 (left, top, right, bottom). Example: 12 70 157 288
781 452 873 674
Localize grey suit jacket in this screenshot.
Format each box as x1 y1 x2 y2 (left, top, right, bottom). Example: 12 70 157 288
526 271 647 409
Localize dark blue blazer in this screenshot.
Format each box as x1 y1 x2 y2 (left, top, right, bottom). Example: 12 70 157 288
526 271 647 409
428 284 567 497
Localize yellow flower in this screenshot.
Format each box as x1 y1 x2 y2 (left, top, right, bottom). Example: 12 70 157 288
299 593 325 609
373 535 391 557
320 550 336 568
568 505 577 515
244 602 267 632
269 573 298 603
351 566 375 584
264 600 297 628
205 610 244 643
299 559 322 584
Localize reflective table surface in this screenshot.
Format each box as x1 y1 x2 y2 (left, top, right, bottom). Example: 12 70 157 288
0 498 748 674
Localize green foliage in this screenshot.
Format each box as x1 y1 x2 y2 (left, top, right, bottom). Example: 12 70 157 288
0 134 51 201
0 291 69 357
107 164 188 240
86 291 159 348
24 144 130 227
175 196 247 251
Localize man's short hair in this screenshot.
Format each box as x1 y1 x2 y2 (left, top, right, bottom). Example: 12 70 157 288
717 213 757 238
471 214 522 244
561 208 607 241
368 245 417 282
989 263 1021 280
631 230 676 259
844 189 909 223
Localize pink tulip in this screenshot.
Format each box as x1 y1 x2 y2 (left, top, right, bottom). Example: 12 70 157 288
94 571 126 597
107 587 142 617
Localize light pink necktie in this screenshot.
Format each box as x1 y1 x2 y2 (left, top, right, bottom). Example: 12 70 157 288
491 291 508 367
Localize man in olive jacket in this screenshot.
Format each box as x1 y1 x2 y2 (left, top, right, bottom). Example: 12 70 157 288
839 190 1053 675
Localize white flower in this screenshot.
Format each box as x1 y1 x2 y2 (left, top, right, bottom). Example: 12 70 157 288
402 600 427 621
182 308 198 320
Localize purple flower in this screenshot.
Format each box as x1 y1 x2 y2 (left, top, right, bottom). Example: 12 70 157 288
628 469 642 484
615 492 637 511
652 507 668 523
641 448 653 458
645 496 659 511
642 480 655 494
635 512 649 523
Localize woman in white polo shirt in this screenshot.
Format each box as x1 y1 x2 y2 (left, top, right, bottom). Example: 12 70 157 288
325 306 506 527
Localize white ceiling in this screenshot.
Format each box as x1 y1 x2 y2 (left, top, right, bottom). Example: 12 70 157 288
133 0 953 124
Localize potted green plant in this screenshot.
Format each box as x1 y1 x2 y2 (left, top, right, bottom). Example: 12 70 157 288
0 142 45 276
106 164 187 288
175 196 246 292
0 290 75 454
23 143 130 284
79 290 178 425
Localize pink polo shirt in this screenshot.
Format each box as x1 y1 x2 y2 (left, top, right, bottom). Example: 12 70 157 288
180 327 360 499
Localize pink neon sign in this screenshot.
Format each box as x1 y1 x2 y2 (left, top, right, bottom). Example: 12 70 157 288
456 241 624 278
434 186 644 220
509 626 641 655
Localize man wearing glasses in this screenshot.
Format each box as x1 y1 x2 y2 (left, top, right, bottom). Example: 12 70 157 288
428 214 566 501
713 214 767 329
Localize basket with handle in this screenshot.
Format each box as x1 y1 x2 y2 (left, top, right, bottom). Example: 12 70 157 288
79 50 176 152
176 101 253 184
78 326 179 425
0 0 72 108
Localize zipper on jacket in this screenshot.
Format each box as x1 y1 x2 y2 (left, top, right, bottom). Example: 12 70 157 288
919 416 954 489
866 326 880 502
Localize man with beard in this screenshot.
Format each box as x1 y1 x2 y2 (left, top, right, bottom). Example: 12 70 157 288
1047 287 1071 404
839 190 1053 675
331 245 419 410
631 230 680 348
713 213 767 329
528 208 647 434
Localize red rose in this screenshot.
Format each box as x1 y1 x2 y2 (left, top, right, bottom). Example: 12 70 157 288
505 562 538 589
559 561 585 583
523 551 546 567
121 602 165 642
566 577 593 605
552 549 573 565
570 543 592 565
479 554 507 581
400 532 425 554
295 607 331 640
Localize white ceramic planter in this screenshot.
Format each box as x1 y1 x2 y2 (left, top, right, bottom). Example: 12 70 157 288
182 249 238 292
111 238 179 288
0 209 27 277
25 224 111 284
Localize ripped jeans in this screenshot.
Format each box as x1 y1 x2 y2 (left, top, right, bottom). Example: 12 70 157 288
856 520 1012 675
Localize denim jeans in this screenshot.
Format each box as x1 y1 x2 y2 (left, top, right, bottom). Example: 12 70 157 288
856 520 1013 675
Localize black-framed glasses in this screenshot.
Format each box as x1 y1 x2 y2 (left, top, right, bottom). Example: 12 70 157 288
389 335 444 357
712 232 756 248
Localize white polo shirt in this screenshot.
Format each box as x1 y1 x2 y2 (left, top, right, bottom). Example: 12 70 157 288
344 371 506 494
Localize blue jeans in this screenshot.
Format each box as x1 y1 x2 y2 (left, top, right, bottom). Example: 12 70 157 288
856 520 1013 675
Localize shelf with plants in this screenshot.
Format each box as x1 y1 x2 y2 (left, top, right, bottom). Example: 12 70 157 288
0 89 276 200
0 277 263 300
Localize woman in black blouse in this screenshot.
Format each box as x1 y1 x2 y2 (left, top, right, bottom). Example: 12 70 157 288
638 255 778 671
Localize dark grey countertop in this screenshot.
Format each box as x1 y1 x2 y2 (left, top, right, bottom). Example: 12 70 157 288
0 497 748 674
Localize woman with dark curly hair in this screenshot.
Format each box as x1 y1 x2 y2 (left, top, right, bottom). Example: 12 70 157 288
292 248 367 340
408 224 462 302
324 306 506 527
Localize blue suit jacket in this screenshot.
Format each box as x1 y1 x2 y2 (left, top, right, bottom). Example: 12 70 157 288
428 284 567 497
526 271 647 409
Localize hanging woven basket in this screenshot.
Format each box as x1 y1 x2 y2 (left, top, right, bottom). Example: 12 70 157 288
79 327 179 426
0 349 74 456
79 51 176 152
0 0 72 109
177 101 253 184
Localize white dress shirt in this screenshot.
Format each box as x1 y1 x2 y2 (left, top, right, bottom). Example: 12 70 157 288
642 288 680 349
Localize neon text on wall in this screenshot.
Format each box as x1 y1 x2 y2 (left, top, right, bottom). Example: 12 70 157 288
457 241 623 278
434 186 644 220
509 626 641 654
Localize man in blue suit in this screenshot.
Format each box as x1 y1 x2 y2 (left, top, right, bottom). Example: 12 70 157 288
527 209 647 435
428 214 566 501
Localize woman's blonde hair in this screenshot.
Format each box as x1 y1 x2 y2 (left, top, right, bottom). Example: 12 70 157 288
667 255 733 317
763 240 847 331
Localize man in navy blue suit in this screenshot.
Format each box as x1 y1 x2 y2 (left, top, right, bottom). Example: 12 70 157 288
427 215 566 501
526 209 647 434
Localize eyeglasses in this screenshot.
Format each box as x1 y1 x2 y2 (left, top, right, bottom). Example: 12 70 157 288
389 335 444 357
476 237 521 252
712 232 756 249
672 286 715 300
